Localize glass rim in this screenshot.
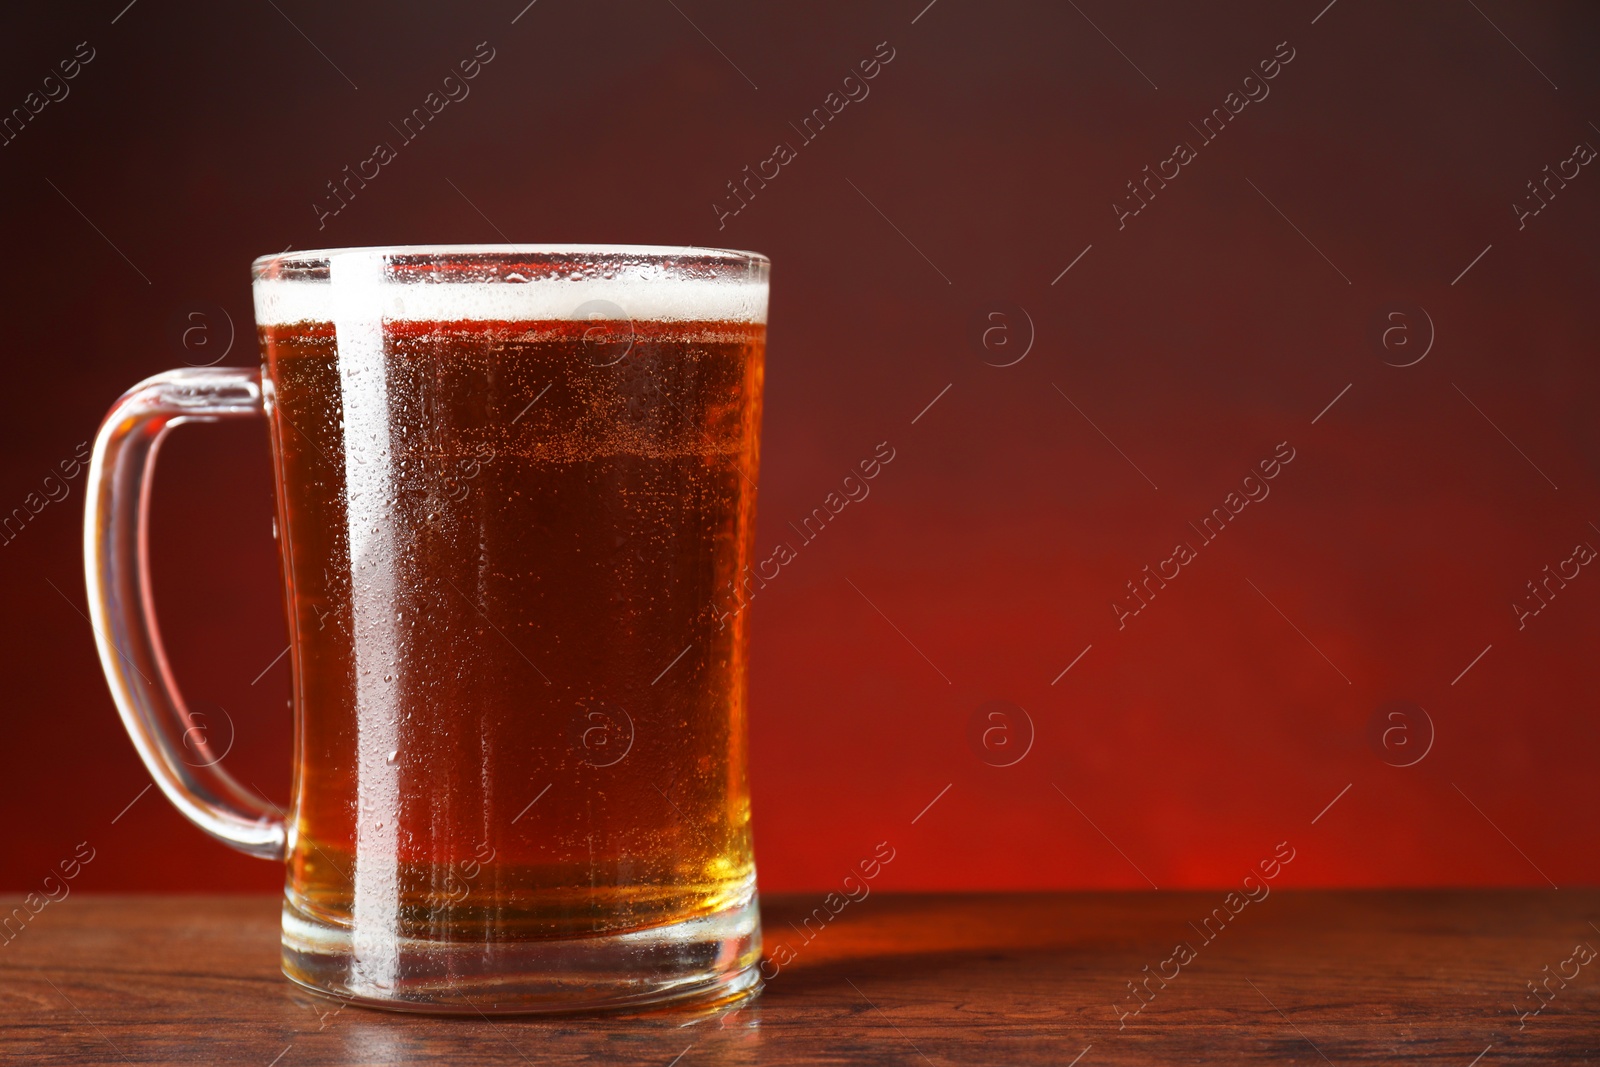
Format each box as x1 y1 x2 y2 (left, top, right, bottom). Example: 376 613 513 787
251 243 770 280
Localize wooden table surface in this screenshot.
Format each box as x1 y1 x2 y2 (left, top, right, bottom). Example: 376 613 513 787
2 891 1595 1065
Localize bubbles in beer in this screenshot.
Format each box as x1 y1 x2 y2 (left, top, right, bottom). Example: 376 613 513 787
261 311 764 939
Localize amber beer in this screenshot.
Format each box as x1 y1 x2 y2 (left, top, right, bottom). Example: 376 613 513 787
262 308 762 928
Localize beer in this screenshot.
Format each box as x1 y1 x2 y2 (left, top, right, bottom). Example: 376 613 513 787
260 299 764 948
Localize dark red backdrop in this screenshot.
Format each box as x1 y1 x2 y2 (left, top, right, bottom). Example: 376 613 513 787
3 0 1597 894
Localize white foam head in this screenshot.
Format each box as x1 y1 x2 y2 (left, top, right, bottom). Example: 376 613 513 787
251 245 769 326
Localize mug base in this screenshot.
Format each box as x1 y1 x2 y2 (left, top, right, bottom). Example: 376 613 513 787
279 892 762 1015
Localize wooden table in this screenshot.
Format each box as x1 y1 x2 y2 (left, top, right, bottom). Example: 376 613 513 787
2 892 1595 1064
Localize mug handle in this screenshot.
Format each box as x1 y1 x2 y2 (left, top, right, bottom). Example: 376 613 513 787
83 367 286 859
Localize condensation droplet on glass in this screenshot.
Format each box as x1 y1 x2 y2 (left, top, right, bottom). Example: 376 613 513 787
387 750 398 763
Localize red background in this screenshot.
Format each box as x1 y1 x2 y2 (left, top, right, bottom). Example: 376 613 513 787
2 0 1597 894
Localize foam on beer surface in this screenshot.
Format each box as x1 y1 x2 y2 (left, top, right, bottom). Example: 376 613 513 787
255 277 767 326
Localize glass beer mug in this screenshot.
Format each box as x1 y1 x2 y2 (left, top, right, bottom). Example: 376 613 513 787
83 246 768 1012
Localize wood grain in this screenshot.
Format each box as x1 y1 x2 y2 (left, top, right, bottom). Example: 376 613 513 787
1 892 1595 1065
